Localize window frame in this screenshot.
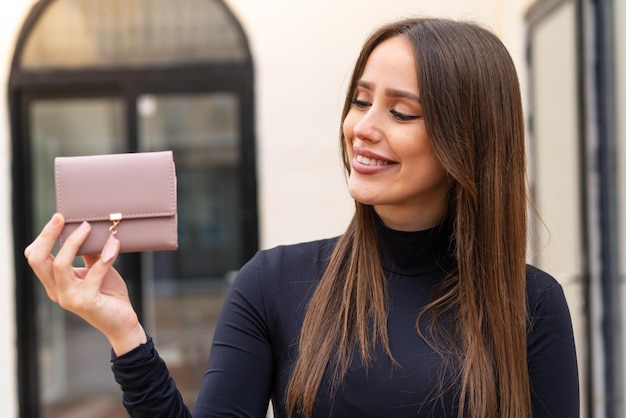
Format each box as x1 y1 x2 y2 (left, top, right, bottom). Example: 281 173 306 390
9 1 257 417
526 0 624 416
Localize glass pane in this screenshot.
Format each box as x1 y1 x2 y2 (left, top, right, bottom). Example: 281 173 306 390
138 93 242 407
30 98 127 417
21 0 247 70
528 2 587 415
616 0 626 408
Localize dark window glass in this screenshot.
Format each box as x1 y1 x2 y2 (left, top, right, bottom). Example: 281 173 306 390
12 1 255 417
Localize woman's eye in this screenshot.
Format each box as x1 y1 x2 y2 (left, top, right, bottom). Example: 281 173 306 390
390 109 421 121
351 99 371 108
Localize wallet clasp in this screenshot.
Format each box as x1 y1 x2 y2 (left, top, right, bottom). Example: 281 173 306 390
109 213 123 236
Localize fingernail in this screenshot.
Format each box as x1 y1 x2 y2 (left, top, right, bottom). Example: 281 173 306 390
77 221 90 233
49 213 61 227
101 235 120 263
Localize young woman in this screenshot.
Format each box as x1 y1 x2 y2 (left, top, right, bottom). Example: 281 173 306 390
25 17 579 417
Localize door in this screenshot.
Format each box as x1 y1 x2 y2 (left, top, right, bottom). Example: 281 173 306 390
137 92 245 404
11 2 255 416
27 95 129 416
23 88 252 417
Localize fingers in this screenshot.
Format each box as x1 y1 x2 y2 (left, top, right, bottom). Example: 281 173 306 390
80 235 121 294
25 214 125 330
59 235 121 317
52 221 91 302
83 234 119 268
100 235 120 264
24 214 66 302
82 254 100 269
53 221 91 276
24 213 64 261
24 214 92 305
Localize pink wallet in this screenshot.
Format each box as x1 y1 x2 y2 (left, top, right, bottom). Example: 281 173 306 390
54 151 178 255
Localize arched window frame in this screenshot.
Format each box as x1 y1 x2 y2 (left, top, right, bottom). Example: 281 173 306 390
9 2 257 417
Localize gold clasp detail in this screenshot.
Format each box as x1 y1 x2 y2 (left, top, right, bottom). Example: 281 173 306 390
109 213 122 236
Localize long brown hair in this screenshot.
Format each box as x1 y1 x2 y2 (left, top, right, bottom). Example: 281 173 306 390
286 18 529 418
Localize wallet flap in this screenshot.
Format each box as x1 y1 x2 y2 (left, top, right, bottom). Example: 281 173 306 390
55 151 176 223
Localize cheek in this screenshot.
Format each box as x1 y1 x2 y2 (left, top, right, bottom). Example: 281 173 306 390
418 153 448 185
342 114 357 152
342 107 363 137
400 140 445 177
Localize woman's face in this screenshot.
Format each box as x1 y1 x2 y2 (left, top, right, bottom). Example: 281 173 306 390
343 35 450 231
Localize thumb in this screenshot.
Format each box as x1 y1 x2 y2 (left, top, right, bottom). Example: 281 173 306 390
100 235 120 264
80 234 121 294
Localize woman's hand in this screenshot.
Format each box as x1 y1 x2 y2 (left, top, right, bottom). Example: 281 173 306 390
24 213 147 355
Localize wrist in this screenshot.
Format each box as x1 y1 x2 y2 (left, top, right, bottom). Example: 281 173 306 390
109 323 148 356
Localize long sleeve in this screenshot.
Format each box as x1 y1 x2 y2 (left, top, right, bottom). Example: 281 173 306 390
111 238 579 417
527 267 580 417
110 239 336 418
192 251 275 417
111 337 192 417
111 250 278 417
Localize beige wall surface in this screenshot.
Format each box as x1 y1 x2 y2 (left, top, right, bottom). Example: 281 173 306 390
0 2 38 417
0 1 533 416
226 0 534 248
526 3 587 414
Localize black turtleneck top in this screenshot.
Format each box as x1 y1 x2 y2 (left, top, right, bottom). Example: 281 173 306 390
112 219 579 417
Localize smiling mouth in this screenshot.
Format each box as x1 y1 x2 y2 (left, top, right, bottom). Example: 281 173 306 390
356 154 390 166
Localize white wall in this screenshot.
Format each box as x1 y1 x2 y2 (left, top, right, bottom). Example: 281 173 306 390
225 0 534 248
0 1 38 416
0 1 534 416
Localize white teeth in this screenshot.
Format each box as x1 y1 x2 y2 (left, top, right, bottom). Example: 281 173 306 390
356 154 388 166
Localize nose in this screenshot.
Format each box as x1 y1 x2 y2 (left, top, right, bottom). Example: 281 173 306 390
352 106 384 143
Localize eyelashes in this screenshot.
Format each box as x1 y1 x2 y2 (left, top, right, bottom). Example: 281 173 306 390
350 99 422 122
351 99 370 108
390 109 421 121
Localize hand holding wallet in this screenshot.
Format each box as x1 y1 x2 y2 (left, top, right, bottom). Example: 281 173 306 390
54 151 178 255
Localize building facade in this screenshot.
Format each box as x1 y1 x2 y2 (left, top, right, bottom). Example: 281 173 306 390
0 0 621 417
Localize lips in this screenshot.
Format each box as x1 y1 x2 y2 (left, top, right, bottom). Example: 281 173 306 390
351 146 396 174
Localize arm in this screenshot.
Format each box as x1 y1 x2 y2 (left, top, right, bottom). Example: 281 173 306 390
192 252 274 417
112 338 192 417
527 278 580 417
27 214 274 416
113 253 275 417
25 214 190 416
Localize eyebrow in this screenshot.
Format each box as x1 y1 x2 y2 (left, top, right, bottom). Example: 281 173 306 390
356 80 421 103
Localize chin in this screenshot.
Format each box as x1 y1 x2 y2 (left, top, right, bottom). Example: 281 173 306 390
348 189 380 206
347 177 390 206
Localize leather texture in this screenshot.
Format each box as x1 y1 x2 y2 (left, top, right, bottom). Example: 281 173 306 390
55 151 178 255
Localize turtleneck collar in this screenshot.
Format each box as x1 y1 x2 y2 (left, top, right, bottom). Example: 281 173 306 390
374 213 455 277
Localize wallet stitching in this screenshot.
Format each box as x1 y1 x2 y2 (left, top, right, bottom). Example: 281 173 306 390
63 212 175 222
56 153 177 227
55 151 178 252
168 158 177 244
55 161 66 244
